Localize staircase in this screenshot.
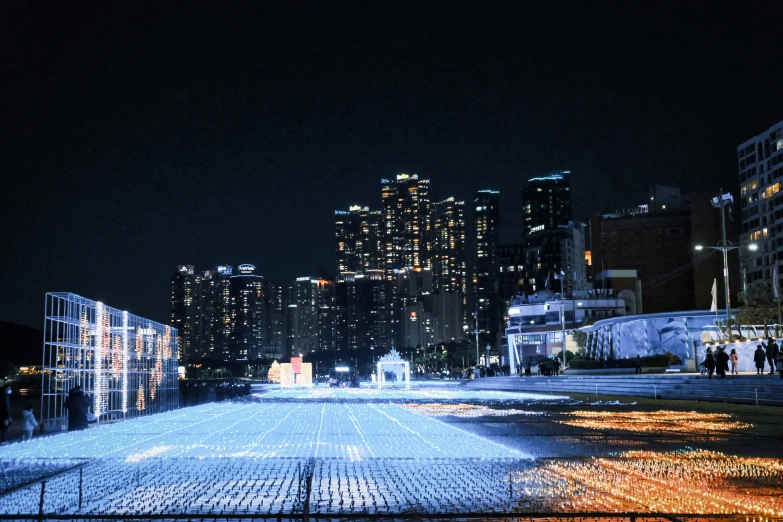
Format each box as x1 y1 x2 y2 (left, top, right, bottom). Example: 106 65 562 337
465 374 783 406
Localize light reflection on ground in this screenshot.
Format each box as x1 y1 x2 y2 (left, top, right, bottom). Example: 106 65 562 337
400 402 545 417
558 410 753 434
513 449 783 516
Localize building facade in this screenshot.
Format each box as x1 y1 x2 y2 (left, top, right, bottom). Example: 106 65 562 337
505 290 627 371
522 170 572 237
738 120 783 287
287 277 335 356
170 265 202 361
474 190 501 334
228 264 265 360
334 205 383 277
590 211 694 313
381 173 432 272
334 270 391 353
431 197 466 294
171 264 288 362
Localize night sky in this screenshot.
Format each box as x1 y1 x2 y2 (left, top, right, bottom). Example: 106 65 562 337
2 2 782 328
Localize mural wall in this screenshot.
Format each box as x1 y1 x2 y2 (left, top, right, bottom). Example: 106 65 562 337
582 314 718 367
576 311 775 371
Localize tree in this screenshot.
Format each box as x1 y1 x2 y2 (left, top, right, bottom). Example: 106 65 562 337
737 282 780 337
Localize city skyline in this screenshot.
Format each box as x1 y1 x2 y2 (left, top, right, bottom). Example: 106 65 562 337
3 2 782 328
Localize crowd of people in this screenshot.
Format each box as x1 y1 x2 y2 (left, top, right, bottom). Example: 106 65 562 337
702 337 783 378
181 380 251 405
520 357 562 377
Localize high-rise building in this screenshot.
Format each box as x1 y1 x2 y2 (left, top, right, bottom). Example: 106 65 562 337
522 170 572 237
262 279 286 359
170 265 202 362
381 174 432 273
202 265 233 360
474 190 500 335
497 243 526 301
227 264 265 360
334 270 391 353
739 120 783 287
334 205 383 277
287 278 335 356
432 197 466 294
524 221 587 293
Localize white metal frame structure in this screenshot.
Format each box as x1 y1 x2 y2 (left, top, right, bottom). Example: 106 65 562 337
41 293 179 431
376 361 410 390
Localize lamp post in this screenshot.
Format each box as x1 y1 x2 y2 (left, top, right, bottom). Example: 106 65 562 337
472 311 480 368
554 270 567 370
694 191 756 324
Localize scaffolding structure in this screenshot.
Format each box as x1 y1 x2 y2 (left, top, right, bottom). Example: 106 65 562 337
41 293 179 430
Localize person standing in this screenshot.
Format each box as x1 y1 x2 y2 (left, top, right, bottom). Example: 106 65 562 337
635 354 642 374
729 348 739 375
716 347 729 378
704 349 716 379
0 385 11 442
63 385 90 431
754 345 767 375
766 338 779 375
776 348 783 378
21 405 38 441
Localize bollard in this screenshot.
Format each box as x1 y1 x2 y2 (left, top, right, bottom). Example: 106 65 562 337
755 388 759 407
595 384 598 397
654 384 657 400
38 480 46 517
78 468 83 509
509 470 513 498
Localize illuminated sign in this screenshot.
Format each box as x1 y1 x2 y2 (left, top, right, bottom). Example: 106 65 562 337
291 357 302 374
296 276 311 282
237 264 255 274
530 224 545 233
508 307 521 315
410 311 417 321
335 366 350 372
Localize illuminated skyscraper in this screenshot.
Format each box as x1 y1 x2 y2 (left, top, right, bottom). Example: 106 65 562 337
171 265 202 362
287 277 335 356
432 197 466 294
381 174 432 273
739 120 783 288
334 205 383 276
522 170 572 237
202 265 233 360
263 279 286 359
473 190 500 335
228 264 265 360
334 270 391 352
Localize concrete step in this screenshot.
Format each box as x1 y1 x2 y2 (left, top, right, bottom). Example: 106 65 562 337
465 376 783 405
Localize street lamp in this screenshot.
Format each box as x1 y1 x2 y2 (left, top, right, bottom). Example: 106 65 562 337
471 311 480 368
554 271 567 370
692 191 738 323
